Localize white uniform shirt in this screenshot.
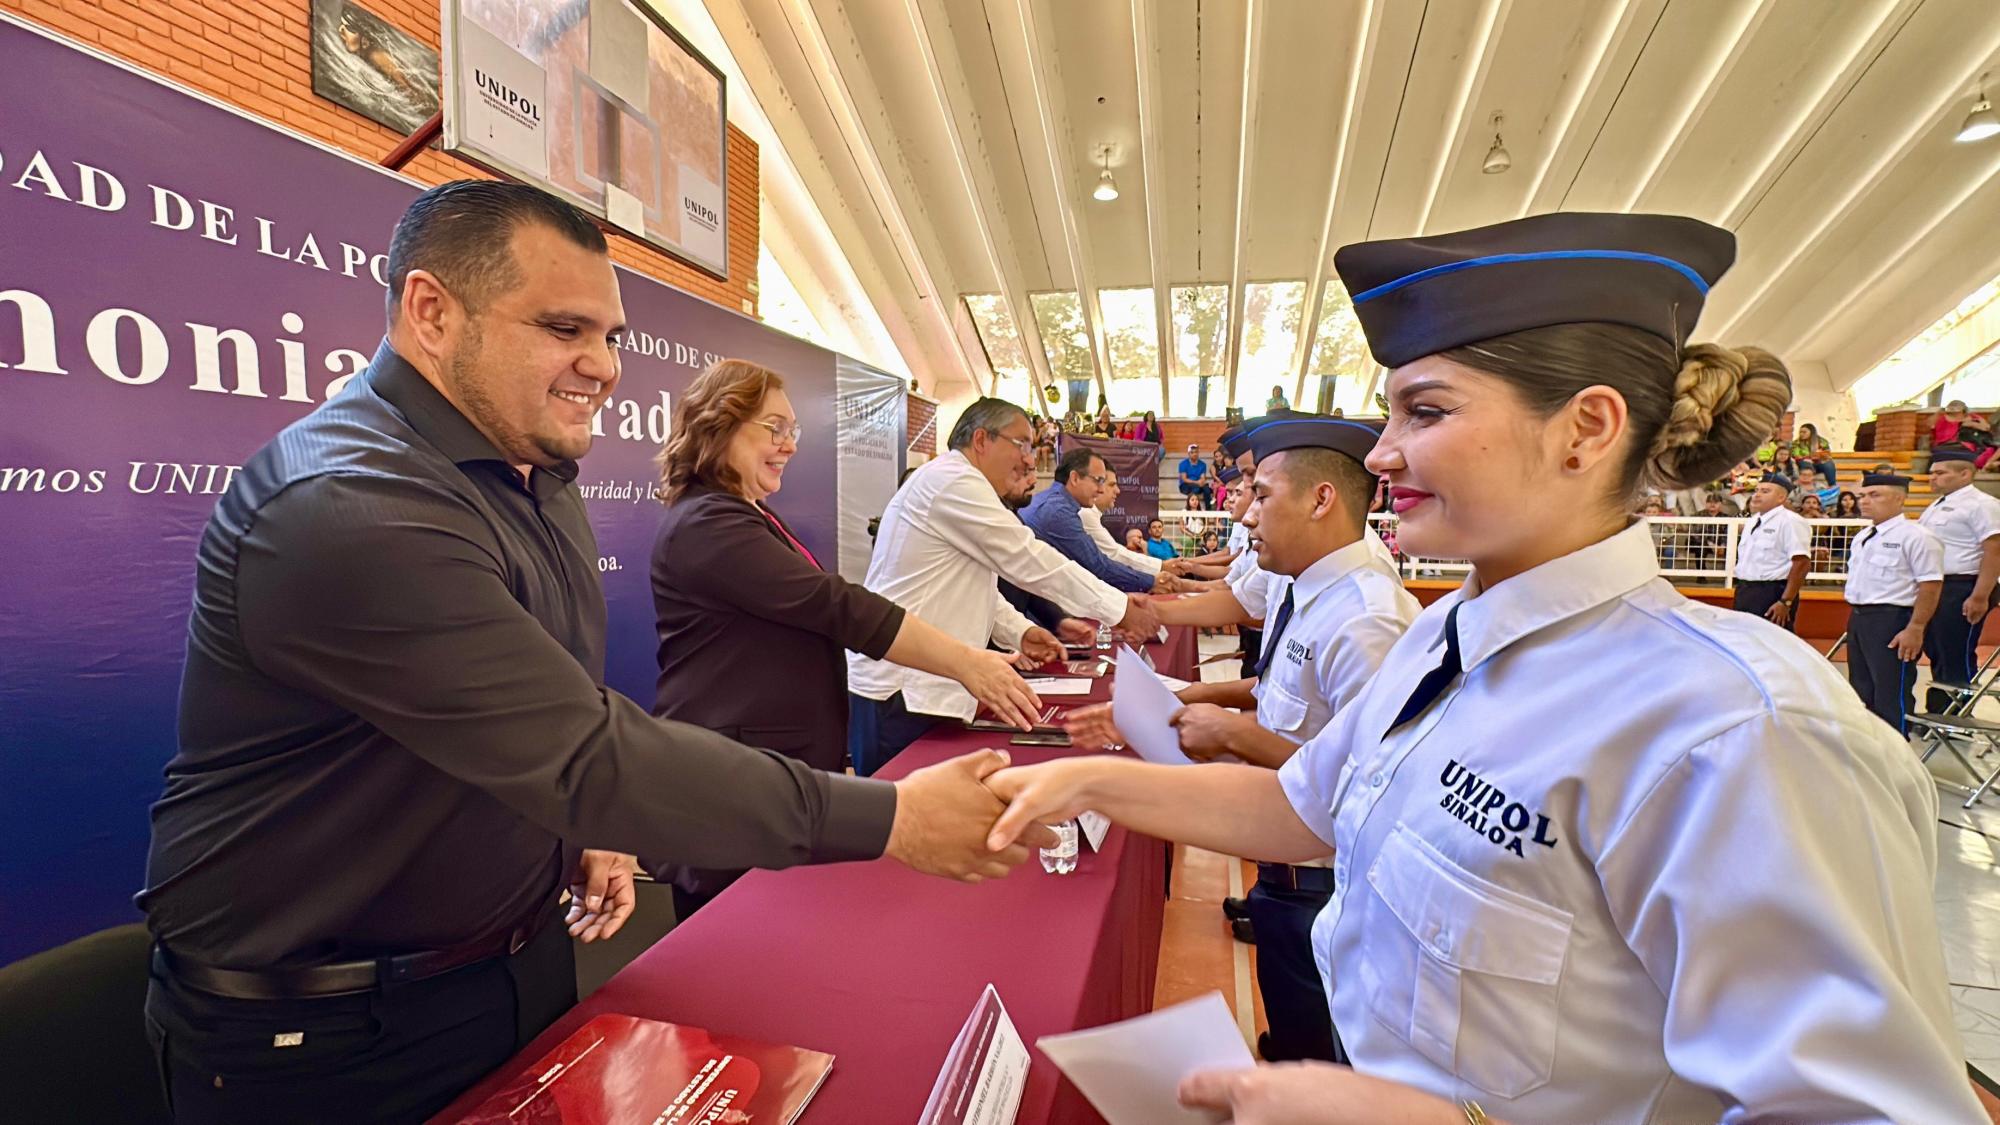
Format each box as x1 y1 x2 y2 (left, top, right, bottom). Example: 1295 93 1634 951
1732 505 1810 581
1080 505 1164 575
1919 485 2000 576
1227 521 1251 554
1251 538 1418 745
1275 521 1973 1124
1843 516 1944 607
847 451 1127 719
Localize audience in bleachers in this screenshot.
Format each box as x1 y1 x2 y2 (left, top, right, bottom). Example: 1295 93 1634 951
1933 400 1995 468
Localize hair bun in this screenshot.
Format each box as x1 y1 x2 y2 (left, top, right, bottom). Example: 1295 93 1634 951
1644 343 1791 490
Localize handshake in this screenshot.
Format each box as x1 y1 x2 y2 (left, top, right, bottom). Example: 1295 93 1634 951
882 749 1086 883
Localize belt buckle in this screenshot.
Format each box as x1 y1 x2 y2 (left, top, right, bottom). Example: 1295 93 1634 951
508 928 529 956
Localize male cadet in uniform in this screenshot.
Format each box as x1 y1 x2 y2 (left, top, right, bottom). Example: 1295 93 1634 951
1920 445 2000 710
1731 471 1811 630
1844 471 1944 732
138 181 1050 1125
1067 416 1418 1065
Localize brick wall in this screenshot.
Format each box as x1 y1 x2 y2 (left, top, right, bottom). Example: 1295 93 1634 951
907 395 937 459
6 0 759 315
1160 418 1229 455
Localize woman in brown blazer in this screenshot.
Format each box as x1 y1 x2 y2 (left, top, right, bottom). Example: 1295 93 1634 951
650 360 1039 918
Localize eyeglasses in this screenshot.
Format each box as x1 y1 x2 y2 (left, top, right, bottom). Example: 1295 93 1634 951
1085 474 1108 485
751 419 805 446
995 433 1035 457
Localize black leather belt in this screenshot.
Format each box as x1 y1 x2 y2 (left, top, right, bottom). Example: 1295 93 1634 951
153 912 550 1001
1256 863 1337 895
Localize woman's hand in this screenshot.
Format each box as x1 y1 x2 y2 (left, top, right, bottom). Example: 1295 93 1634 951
958 648 1042 731
1178 1062 1480 1125
982 758 1104 851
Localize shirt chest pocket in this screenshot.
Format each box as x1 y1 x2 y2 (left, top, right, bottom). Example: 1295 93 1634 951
1261 677 1310 734
1357 823 1573 1100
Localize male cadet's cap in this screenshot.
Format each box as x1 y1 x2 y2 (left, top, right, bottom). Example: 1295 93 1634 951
1218 465 1242 484
1931 445 1980 465
1863 472 1912 489
1332 212 1736 369
1220 409 1310 459
1761 471 1795 490
1242 415 1384 471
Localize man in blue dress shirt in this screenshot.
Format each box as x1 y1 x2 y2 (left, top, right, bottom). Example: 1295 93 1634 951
1023 448 1157 593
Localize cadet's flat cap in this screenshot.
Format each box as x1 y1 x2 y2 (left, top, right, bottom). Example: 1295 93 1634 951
1931 445 1979 465
1333 212 1736 369
1217 464 1242 484
1862 472 1911 489
1761 471 1795 490
1220 409 1311 459
1241 415 1383 469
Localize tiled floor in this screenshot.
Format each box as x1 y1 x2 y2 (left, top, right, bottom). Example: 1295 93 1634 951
1156 634 2000 1117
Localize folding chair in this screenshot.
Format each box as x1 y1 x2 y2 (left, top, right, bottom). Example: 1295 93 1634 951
1904 642 2000 808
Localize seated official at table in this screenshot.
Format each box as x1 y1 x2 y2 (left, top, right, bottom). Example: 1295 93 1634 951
1022 448 1163 594
137 180 1051 1125
650 359 1043 918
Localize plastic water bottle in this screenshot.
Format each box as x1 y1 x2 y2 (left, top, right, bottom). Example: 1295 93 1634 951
1039 820 1079 875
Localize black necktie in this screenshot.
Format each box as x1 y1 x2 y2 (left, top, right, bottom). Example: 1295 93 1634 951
1855 526 1876 552
1748 515 1763 536
1386 603 1462 737
1247 584 1295 679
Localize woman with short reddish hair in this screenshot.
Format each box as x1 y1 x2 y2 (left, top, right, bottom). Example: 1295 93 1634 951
649 359 1039 916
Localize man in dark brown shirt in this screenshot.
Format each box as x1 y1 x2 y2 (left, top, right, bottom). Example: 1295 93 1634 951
138 181 1046 1125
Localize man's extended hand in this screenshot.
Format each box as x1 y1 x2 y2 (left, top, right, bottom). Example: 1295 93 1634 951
1891 624 1925 662
1152 572 1183 595
1062 702 1127 748
1116 593 1163 644
1179 1062 1481 1125
1018 626 1064 665
982 758 1103 852
1170 702 1245 762
1056 617 1097 646
566 850 639 943
887 750 1058 882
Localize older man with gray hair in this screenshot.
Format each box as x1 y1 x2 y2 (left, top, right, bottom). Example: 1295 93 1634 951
847 398 1164 774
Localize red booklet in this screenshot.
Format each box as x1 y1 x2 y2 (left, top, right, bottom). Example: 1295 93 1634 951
450 1013 833 1125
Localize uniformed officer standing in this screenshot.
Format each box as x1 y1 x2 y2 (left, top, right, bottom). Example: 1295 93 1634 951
986 212 1976 1124
1730 470 1810 629
1919 444 2000 710
1844 472 1943 733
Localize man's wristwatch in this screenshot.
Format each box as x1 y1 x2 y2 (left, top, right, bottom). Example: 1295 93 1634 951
1460 1102 1490 1125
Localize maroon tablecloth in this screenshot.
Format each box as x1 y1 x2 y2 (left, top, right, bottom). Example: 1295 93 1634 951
433 628 1199 1125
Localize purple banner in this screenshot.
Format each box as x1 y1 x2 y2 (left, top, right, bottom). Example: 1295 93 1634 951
0 17 839 964
1058 434 1160 543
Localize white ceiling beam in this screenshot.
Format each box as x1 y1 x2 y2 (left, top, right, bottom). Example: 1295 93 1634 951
1786 156 2000 362
1706 33 2000 342
1409 0 1510 237
1715 0 1922 229
901 0 1058 409
1623 0 1777 212
1014 0 1111 406
773 0 979 389
1290 0 1382 405
1131 0 1175 414
1221 0 1264 413
1520 0 1647 213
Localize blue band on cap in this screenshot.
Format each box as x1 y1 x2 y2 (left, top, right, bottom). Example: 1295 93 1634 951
1236 416 1381 441
1350 249 1711 305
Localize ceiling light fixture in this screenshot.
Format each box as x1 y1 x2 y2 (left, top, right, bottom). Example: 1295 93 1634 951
1481 112 1512 175
1958 75 2000 143
1092 145 1119 202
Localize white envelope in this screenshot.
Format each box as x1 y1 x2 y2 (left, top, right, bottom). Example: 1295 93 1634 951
1036 992 1254 1124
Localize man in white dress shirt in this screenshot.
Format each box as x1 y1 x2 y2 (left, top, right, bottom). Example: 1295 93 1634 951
1843 472 1943 733
1919 445 2000 710
1730 470 1810 629
846 398 1163 775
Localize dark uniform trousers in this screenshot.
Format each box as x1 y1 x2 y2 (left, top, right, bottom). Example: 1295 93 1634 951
144 902 574 1124
1731 579 1796 631
1248 863 1344 1064
1847 603 1916 734
1924 575 1993 712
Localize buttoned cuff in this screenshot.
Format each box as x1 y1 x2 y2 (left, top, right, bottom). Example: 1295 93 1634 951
813 772 898 862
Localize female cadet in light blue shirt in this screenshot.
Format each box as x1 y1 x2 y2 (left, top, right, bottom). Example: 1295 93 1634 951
984 213 1977 1125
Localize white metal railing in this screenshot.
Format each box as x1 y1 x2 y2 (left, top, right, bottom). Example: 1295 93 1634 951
1150 511 1872 589
1365 513 1871 589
